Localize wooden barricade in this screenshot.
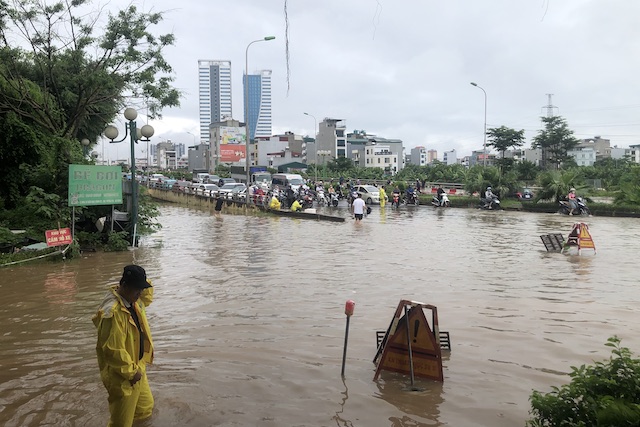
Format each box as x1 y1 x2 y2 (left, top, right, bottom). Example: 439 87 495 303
373 300 445 382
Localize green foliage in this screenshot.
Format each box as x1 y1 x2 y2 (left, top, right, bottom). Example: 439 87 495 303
105 232 129 252
532 116 580 170
613 165 640 205
536 170 584 203
527 336 640 427
0 226 21 246
486 126 526 156
137 187 162 235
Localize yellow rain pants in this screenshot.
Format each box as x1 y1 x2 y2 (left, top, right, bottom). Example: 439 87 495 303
93 286 155 427
107 362 153 427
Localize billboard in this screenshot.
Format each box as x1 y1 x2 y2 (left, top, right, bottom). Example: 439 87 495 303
219 145 246 163
219 126 246 162
220 126 245 145
68 165 123 206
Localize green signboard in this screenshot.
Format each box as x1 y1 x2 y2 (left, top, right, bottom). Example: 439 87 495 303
68 165 123 206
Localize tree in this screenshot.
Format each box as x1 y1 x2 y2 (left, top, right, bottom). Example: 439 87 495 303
486 126 526 158
535 169 583 203
0 0 179 237
532 116 579 170
0 0 180 141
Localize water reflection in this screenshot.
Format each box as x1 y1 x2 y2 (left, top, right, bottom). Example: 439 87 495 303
376 372 444 426
1 206 640 426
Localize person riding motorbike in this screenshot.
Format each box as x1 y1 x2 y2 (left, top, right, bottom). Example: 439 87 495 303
567 187 578 215
405 185 416 204
484 186 499 209
436 185 446 206
392 186 401 207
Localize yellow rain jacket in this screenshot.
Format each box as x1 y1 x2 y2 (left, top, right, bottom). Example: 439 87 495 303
92 285 154 398
291 200 302 212
269 196 281 210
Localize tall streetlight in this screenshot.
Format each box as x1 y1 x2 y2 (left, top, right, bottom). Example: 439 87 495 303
245 36 276 198
303 112 318 182
470 82 487 167
104 108 155 247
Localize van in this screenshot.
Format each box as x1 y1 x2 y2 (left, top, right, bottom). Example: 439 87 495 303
271 173 305 192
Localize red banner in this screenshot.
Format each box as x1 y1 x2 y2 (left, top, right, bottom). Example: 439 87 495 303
220 145 246 163
45 228 73 247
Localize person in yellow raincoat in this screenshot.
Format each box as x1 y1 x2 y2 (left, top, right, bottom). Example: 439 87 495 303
269 195 281 210
93 265 155 426
290 199 302 212
379 185 387 208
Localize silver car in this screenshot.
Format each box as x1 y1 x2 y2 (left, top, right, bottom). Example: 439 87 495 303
356 185 381 205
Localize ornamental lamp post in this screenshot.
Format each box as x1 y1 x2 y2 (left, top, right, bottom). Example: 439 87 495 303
303 112 318 182
81 138 91 157
470 82 488 167
103 107 155 247
245 36 275 202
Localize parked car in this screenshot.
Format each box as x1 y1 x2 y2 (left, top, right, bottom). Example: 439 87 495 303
356 185 381 205
218 177 236 187
195 184 219 196
229 185 247 201
218 183 246 198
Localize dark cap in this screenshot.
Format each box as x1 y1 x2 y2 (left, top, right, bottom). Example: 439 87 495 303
121 265 152 289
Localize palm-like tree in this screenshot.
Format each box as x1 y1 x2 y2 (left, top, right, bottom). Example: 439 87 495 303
536 170 582 202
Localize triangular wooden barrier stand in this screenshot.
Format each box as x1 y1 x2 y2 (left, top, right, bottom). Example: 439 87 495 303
563 222 596 255
373 300 444 382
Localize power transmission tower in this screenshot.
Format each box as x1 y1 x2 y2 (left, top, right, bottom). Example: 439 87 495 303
540 94 560 169
543 93 559 117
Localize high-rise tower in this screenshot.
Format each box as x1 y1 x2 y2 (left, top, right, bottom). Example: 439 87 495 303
198 60 232 143
243 70 272 141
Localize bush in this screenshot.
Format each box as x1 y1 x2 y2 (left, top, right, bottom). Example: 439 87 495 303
527 336 640 427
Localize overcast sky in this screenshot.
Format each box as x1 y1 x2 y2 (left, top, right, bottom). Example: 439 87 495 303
100 0 640 161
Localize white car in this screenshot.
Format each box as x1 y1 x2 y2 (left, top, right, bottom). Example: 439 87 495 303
218 183 246 199
195 184 219 196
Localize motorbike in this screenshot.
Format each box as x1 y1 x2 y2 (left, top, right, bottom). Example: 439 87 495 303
431 193 450 207
316 190 327 207
391 192 401 208
405 192 419 206
479 196 501 210
559 197 591 216
300 194 314 209
328 192 339 207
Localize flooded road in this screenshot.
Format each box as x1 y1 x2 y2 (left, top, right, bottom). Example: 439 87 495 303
1 204 639 426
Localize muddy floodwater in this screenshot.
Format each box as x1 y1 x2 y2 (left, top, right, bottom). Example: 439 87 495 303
1 204 639 426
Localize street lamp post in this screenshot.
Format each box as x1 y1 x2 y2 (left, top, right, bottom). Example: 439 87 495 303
104 108 155 247
245 36 276 201
303 112 318 182
470 82 487 167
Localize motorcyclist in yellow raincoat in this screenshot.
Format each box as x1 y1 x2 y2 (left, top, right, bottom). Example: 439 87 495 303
93 265 155 427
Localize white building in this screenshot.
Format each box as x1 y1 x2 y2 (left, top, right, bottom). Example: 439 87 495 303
364 143 399 174
442 149 457 165
244 70 272 140
198 60 232 143
568 147 596 167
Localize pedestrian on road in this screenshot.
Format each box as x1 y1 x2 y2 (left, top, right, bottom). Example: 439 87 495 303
93 265 155 427
352 193 366 222
379 186 387 208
